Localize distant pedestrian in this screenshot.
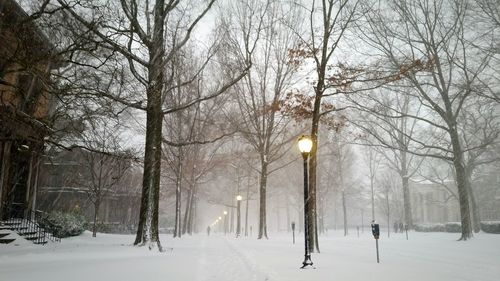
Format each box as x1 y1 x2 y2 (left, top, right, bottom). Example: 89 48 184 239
207 226 211 236
399 222 404 233
394 221 399 233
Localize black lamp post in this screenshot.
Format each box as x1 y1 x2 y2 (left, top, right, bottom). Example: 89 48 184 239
236 195 242 237
298 135 314 269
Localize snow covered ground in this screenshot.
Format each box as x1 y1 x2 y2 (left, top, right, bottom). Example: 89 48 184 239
1 230 499 281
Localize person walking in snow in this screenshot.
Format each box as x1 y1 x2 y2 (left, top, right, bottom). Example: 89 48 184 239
207 226 211 236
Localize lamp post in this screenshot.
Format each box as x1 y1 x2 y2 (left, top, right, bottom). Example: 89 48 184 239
298 135 314 269
236 195 242 237
224 211 228 235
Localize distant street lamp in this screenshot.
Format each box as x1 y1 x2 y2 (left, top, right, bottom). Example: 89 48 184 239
224 210 228 235
298 135 314 269
236 195 243 237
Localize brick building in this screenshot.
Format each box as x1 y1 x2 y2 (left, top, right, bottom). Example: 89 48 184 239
0 0 59 220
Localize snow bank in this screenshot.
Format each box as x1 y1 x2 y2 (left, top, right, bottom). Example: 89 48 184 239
481 221 500 234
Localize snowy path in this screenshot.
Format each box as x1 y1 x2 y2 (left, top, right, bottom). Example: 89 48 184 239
193 235 269 281
1 231 500 281
0 233 270 281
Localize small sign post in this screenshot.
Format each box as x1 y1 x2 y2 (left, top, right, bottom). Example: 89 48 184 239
371 221 380 263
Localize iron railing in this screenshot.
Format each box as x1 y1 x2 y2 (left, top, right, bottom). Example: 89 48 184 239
3 205 61 244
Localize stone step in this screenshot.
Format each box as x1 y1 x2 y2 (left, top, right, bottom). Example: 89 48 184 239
0 238 15 244
7 226 28 231
26 236 43 241
20 231 38 236
4 221 23 225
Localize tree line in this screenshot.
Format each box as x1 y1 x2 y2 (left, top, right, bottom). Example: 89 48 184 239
13 0 499 251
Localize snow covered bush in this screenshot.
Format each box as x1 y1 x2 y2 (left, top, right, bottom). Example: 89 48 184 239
444 222 462 233
414 223 445 232
39 211 88 238
481 221 500 234
414 223 463 233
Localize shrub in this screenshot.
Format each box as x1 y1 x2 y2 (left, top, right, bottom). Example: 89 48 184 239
414 223 445 232
39 211 88 238
444 222 462 233
481 221 500 234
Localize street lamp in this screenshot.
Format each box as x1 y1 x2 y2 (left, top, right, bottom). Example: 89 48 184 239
236 195 243 237
223 211 228 235
298 135 314 269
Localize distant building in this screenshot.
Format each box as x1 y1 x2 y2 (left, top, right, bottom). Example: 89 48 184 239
474 166 500 221
37 148 142 233
0 0 60 220
409 179 460 223
410 172 500 224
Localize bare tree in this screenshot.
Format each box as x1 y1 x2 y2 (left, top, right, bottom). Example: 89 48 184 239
359 0 495 240
75 119 131 237
31 0 253 250
350 91 425 229
331 132 355 236
361 139 382 222
459 102 500 231
376 170 402 238
162 52 235 237
225 0 301 239
291 0 360 252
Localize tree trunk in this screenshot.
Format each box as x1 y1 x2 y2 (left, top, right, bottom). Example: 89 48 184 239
400 150 413 229
133 0 165 251
370 174 375 222
133 85 164 249
230 188 235 233
258 160 268 239
93 198 100 238
450 129 473 240
401 174 413 229
342 190 348 236
244 178 250 236
465 166 481 233
182 188 192 235
276 196 280 232
187 183 197 235
174 161 182 238
386 195 390 238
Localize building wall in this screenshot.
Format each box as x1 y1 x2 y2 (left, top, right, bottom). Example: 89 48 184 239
0 0 56 219
37 149 142 232
410 180 460 224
